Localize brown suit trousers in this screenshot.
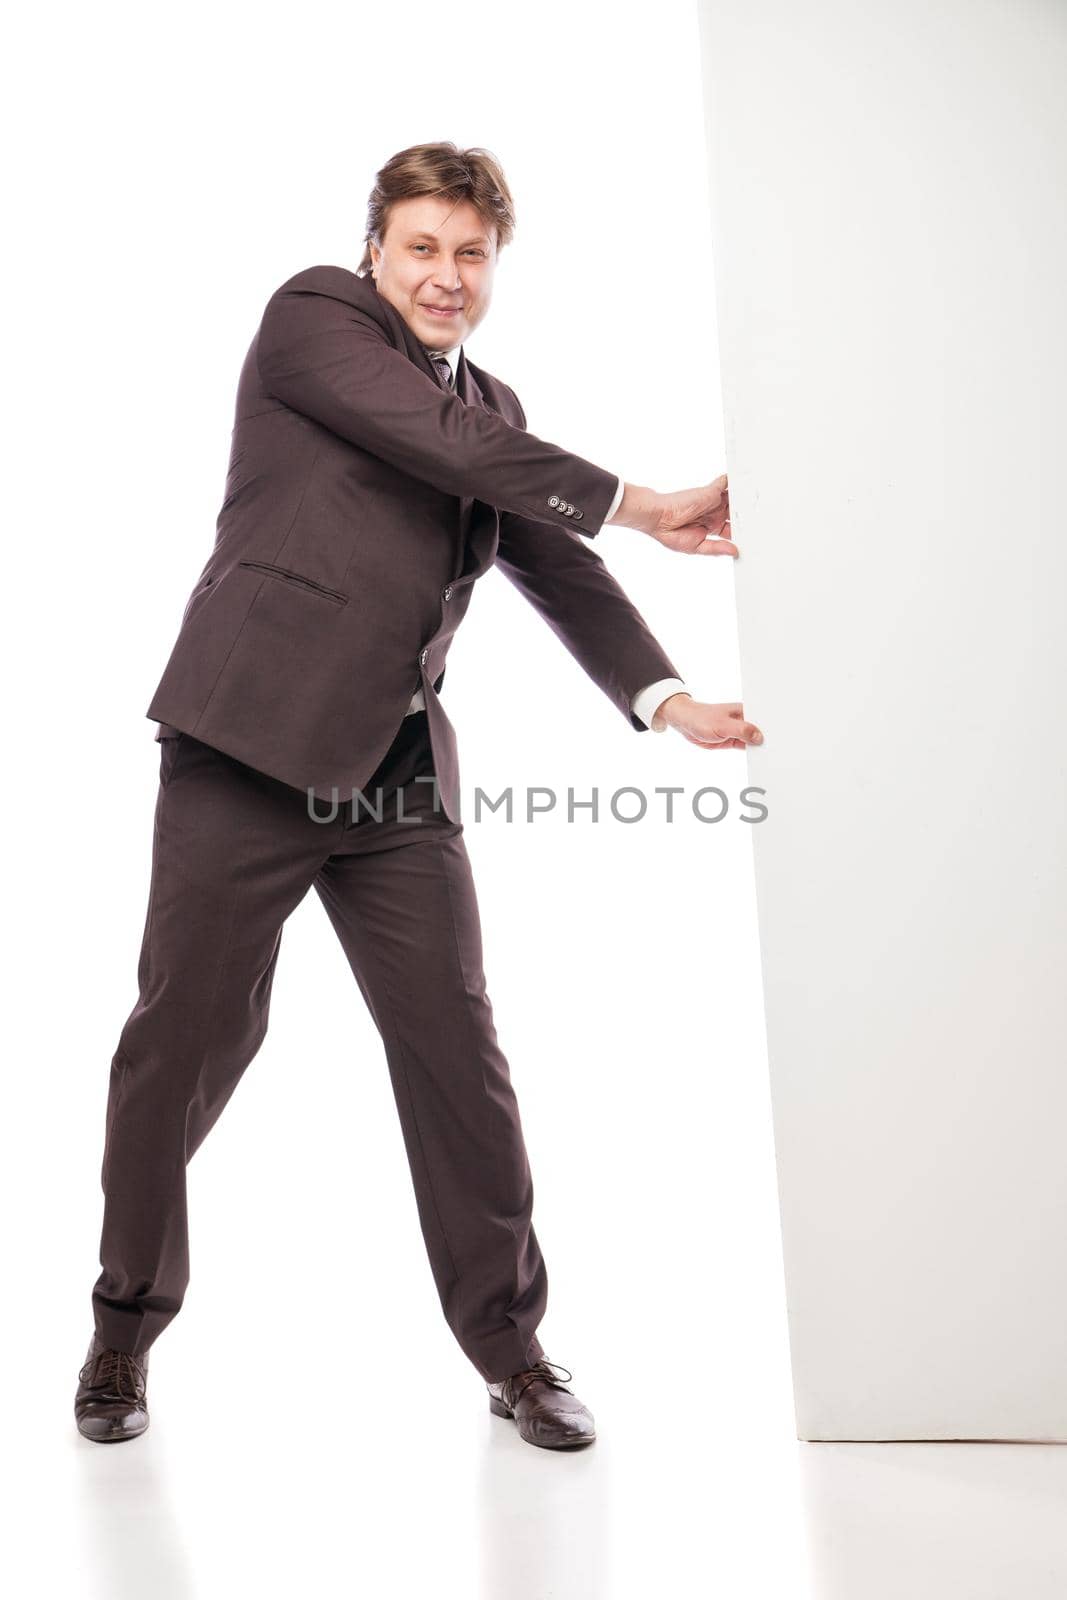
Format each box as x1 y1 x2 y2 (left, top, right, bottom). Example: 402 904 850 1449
91 714 547 1383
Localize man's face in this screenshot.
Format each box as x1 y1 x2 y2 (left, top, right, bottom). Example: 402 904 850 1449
369 194 497 350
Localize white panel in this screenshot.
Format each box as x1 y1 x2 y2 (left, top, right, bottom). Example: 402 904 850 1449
698 0 1067 1439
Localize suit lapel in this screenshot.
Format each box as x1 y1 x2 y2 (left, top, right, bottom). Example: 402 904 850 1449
361 284 497 582
455 346 480 406
397 328 477 579
452 351 493 578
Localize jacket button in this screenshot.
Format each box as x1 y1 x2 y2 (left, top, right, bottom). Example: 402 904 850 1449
420 648 429 666
548 494 560 508
573 508 584 519
442 585 452 601
563 505 575 516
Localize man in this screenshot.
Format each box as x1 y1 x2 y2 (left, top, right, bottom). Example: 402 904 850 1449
75 143 762 1451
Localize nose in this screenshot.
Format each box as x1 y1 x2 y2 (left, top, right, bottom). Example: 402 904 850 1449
431 260 463 294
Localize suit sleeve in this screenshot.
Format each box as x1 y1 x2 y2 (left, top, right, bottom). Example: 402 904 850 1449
255 280 619 536
494 389 685 730
495 509 686 731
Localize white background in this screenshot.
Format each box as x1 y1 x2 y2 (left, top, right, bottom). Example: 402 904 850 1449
4 2 798 1597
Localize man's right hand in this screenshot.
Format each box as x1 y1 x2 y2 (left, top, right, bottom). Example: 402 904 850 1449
606 474 736 556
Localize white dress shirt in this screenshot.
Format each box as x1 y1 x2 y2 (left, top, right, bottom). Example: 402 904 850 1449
406 345 692 730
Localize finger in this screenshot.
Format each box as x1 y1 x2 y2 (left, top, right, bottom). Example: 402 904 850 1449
715 708 761 734
676 537 736 555
671 528 715 553
699 478 728 515
697 507 730 535
670 527 724 554
682 733 743 749
657 526 738 556
669 523 736 552
704 719 762 745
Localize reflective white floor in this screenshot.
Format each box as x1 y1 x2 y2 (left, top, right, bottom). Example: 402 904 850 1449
22 724 1067 1598
15 1321 1067 1599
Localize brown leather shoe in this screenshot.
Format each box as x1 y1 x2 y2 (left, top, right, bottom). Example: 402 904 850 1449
74 1334 150 1443
486 1358 596 1448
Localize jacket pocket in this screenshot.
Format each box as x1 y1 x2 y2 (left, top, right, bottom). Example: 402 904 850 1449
237 559 349 607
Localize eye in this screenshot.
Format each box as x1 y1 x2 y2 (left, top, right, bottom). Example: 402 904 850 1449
411 244 485 258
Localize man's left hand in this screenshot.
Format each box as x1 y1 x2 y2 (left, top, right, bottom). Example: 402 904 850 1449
652 692 764 747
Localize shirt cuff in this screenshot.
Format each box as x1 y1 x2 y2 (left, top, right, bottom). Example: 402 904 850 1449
605 476 625 521
630 678 692 731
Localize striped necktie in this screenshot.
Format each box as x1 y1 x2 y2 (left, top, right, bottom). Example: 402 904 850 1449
425 349 455 389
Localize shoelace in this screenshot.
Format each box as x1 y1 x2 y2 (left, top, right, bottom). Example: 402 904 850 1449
78 1346 147 1403
504 1358 574 1408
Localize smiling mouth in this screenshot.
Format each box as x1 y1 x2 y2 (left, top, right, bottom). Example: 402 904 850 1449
422 305 461 316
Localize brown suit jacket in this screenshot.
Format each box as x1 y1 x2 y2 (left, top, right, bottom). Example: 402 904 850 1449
146 263 683 821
